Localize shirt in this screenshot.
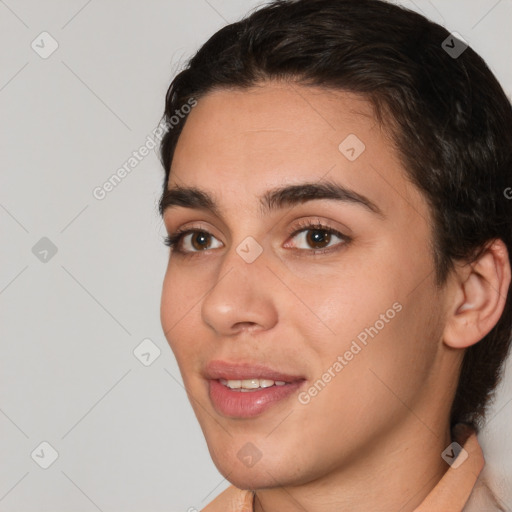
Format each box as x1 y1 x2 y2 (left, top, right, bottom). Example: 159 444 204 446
202 424 506 511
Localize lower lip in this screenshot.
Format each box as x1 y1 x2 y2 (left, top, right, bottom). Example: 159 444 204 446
208 379 305 418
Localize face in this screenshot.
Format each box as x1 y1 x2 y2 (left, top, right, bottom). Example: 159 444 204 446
160 82 451 489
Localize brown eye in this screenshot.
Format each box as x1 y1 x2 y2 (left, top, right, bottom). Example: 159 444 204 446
285 223 348 252
164 229 223 253
190 231 212 250
305 229 331 249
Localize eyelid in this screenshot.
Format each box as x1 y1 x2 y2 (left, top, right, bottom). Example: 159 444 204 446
283 219 350 251
163 222 224 253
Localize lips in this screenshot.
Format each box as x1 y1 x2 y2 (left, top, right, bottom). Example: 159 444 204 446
204 360 304 382
204 360 306 418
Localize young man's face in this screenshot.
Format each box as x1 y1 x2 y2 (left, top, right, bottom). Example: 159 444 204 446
160 82 455 489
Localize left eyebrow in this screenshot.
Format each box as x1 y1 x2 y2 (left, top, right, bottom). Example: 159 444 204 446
159 180 384 219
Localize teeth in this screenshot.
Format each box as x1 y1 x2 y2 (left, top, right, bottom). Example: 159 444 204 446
222 379 242 389
219 378 287 390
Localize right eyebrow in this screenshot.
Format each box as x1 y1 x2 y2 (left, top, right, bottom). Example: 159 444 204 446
159 186 220 217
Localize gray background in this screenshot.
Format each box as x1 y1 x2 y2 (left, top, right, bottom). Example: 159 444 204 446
1 1 511 510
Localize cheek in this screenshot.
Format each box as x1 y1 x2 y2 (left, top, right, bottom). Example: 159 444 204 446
315 287 441 426
282 260 396 356
288 246 440 407
278 234 407 341
160 265 204 357
289 299 440 466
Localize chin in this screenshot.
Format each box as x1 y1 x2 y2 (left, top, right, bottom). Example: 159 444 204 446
210 446 314 491
216 463 292 491
223 472 271 491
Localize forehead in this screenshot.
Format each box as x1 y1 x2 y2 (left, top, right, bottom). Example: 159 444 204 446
168 82 428 222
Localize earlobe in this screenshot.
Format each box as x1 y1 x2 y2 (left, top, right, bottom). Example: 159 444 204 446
443 239 511 350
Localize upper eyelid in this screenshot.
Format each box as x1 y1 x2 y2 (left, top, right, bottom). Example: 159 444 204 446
169 220 343 239
168 214 346 233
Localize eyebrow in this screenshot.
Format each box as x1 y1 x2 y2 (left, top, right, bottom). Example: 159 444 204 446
159 180 384 219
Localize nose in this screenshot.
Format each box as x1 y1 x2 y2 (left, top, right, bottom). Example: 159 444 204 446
201 242 279 337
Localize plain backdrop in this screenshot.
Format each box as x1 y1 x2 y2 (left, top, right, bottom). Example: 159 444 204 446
1 1 511 510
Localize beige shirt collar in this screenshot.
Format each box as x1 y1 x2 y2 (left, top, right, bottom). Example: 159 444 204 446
202 424 491 512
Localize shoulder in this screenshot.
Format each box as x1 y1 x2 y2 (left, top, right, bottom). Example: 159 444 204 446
463 466 507 512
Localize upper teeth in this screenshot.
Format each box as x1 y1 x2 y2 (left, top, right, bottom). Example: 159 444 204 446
219 378 287 390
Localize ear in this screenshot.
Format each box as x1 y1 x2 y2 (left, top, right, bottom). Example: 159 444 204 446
443 239 511 349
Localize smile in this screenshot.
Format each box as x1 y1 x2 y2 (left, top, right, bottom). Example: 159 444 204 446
204 360 306 417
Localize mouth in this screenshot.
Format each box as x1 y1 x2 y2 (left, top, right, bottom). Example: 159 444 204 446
218 377 289 391
204 360 306 418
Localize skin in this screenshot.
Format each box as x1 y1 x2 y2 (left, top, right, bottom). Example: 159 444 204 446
160 81 510 511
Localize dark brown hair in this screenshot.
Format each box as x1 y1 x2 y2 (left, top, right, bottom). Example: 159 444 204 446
158 0 512 430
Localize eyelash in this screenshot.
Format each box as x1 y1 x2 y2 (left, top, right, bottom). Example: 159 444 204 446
163 219 351 257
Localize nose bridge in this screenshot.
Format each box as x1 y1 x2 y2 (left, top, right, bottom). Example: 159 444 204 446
200 234 279 335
